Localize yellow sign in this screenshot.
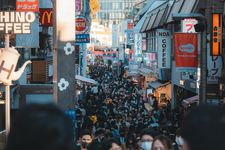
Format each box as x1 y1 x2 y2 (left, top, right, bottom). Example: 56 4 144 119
212 13 222 56
90 0 100 14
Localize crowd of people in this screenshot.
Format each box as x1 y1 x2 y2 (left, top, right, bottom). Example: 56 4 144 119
74 64 183 150
4 64 225 150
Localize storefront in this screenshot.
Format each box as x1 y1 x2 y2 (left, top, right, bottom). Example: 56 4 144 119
148 81 171 107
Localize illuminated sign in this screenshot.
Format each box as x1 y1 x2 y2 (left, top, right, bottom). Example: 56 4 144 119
39 8 53 26
0 11 36 34
211 13 222 56
16 0 39 12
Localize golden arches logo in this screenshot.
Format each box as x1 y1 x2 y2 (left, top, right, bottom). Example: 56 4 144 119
41 10 53 25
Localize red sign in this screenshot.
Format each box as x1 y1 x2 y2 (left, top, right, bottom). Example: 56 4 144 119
16 0 39 12
128 22 134 30
39 8 53 26
174 33 198 68
76 16 88 33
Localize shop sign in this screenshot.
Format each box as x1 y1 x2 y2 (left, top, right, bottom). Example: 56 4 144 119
76 16 89 34
0 11 36 34
90 0 100 14
157 29 171 68
76 0 82 14
16 0 39 12
174 33 198 71
128 22 134 30
76 34 90 43
39 8 53 26
211 13 222 56
207 38 222 84
134 33 142 58
181 18 198 33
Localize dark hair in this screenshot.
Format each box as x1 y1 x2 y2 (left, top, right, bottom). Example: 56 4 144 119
79 129 92 138
181 105 225 150
152 135 172 150
5 103 73 150
99 138 121 150
140 128 159 139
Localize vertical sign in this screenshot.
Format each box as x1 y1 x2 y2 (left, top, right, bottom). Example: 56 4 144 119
207 37 222 84
157 29 171 68
90 0 100 14
211 13 222 56
174 33 198 71
134 33 142 62
76 0 82 14
16 0 39 12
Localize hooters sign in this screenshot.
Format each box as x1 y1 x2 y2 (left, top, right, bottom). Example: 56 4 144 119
39 8 53 26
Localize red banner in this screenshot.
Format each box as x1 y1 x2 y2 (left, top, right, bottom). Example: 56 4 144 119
39 8 53 26
16 0 39 12
174 33 198 68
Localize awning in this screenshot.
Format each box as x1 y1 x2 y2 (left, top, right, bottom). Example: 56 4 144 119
140 0 199 32
138 67 152 76
140 0 166 32
181 95 199 107
166 0 199 23
149 81 171 89
127 71 140 77
75 75 97 85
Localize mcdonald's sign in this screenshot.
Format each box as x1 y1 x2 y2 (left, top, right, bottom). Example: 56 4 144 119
39 8 53 26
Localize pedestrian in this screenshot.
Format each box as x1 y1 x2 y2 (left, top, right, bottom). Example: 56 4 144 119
100 138 122 150
5 103 73 150
74 129 93 150
138 128 159 150
151 135 172 150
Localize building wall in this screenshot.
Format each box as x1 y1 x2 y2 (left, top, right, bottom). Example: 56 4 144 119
97 0 135 27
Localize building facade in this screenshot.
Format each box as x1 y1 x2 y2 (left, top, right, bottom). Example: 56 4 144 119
97 0 135 27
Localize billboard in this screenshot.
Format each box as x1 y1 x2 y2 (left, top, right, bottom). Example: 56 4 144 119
174 33 198 71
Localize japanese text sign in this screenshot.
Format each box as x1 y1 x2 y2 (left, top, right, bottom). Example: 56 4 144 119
211 13 222 56
16 0 39 12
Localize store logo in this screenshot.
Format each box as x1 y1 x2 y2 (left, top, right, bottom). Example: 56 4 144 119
179 44 194 53
39 9 53 26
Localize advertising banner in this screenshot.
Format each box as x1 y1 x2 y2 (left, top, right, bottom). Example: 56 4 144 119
207 34 222 84
174 33 198 71
16 0 39 12
16 17 39 47
157 29 171 68
39 8 53 26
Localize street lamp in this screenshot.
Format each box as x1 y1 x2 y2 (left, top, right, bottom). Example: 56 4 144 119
172 13 207 104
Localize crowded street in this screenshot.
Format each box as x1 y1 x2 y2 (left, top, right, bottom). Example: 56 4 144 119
74 63 183 149
1 0 225 150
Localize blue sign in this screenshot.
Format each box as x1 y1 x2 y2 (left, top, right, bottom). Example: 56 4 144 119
76 34 90 43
